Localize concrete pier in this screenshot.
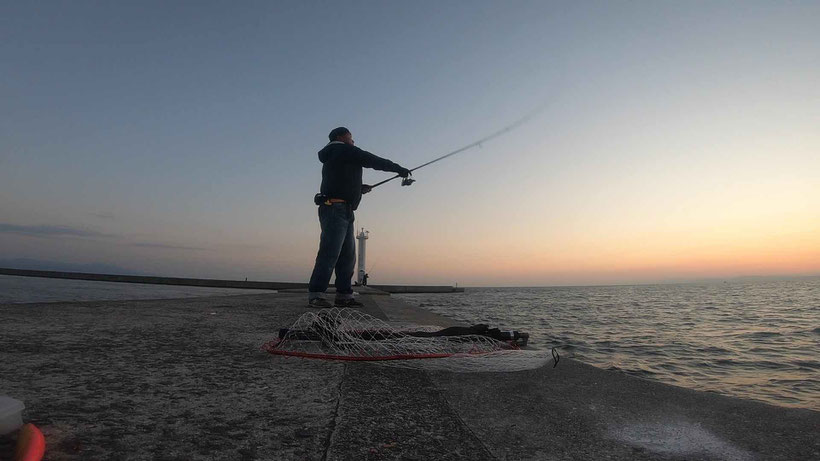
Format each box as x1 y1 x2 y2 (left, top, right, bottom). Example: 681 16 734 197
1 293 818 460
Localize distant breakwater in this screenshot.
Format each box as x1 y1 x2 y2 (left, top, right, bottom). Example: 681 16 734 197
0 268 463 294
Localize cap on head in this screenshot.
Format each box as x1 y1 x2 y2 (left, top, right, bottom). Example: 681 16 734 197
328 127 351 142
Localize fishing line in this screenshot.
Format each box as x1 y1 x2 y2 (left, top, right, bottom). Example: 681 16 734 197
370 103 548 189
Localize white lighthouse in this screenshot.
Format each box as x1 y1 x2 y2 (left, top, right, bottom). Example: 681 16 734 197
356 228 369 285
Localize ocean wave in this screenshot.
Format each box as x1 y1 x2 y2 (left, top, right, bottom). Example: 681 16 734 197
695 346 732 354
793 360 820 370
737 331 783 339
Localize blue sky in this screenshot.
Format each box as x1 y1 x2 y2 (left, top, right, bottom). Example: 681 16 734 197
2 1 818 285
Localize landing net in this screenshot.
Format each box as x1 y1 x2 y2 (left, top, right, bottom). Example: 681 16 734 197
262 308 555 372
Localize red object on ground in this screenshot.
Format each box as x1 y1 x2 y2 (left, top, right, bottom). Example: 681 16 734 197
13 424 45 461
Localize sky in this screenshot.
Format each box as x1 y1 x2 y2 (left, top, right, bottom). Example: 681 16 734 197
1 1 818 286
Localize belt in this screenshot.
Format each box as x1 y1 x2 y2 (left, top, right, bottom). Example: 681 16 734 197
324 198 346 205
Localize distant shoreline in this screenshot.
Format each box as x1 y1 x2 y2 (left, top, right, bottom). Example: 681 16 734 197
0 268 463 293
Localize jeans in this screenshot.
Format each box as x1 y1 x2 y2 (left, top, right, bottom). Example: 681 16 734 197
308 203 355 300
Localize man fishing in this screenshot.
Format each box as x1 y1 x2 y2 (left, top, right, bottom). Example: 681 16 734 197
308 127 411 308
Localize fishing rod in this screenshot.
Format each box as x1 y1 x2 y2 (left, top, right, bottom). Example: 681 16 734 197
369 104 547 189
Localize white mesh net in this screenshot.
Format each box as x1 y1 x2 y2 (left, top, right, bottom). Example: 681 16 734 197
263 308 555 372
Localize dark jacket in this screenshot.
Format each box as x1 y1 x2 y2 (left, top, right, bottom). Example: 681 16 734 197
318 141 403 210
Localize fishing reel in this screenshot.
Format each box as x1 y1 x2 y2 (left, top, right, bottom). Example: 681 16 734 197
401 177 415 186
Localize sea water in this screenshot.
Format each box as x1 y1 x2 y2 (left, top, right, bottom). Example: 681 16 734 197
396 278 820 411
0 274 271 304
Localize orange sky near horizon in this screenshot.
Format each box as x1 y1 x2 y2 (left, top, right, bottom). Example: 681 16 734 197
370 227 820 286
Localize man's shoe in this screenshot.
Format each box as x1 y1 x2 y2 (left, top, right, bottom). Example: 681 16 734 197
334 298 364 308
308 298 333 308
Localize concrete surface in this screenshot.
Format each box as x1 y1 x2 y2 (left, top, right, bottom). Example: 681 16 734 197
277 286 391 296
1 293 818 460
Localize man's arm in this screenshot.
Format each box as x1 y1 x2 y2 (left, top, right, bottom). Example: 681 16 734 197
352 146 411 177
